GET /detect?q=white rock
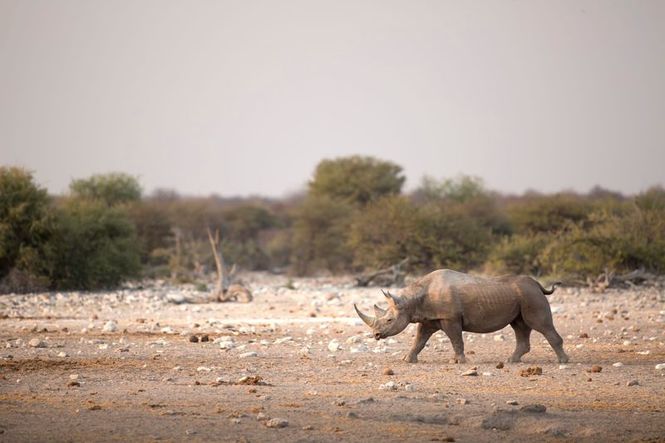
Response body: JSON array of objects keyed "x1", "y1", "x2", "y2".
[
  {"x1": 612, "y1": 362, "x2": 624, "y2": 367},
  {"x1": 623, "y1": 340, "x2": 632, "y2": 346},
  {"x1": 327, "y1": 340, "x2": 341, "y2": 352},
  {"x1": 265, "y1": 418, "x2": 288, "y2": 428},
  {"x1": 69, "y1": 374, "x2": 79, "y2": 380},
  {"x1": 196, "y1": 366, "x2": 212, "y2": 372},
  {"x1": 239, "y1": 351, "x2": 258, "y2": 358},
  {"x1": 98, "y1": 343, "x2": 109, "y2": 350},
  {"x1": 57, "y1": 351, "x2": 68, "y2": 358},
  {"x1": 379, "y1": 381, "x2": 398, "y2": 391},
  {"x1": 274, "y1": 336, "x2": 293, "y2": 344},
  {"x1": 28, "y1": 338, "x2": 46, "y2": 348},
  {"x1": 102, "y1": 321, "x2": 118, "y2": 333},
  {"x1": 637, "y1": 350, "x2": 651, "y2": 355},
  {"x1": 404, "y1": 384, "x2": 416, "y2": 392},
  {"x1": 655, "y1": 363, "x2": 665, "y2": 370},
  {"x1": 493, "y1": 335, "x2": 505, "y2": 342},
  {"x1": 350, "y1": 344, "x2": 368, "y2": 353},
  {"x1": 346, "y1": 335, "x2": 362, "y2": 344},
  {"x1": 558, "y1": 364, "x2": 570, "y2": 370}
]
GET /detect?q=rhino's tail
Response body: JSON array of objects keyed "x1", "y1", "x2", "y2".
[{"x1": 538, "y1": 281, "x2": 562, "y2": 295}]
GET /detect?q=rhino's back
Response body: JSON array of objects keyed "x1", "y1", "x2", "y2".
[{"x1": 417, "y1": 270, "x2": 527, "y2": 330}]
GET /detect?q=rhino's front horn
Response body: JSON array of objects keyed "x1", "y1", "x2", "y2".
[{"x1": 354, "y1": 304, "x2": 376, "y2": 327}]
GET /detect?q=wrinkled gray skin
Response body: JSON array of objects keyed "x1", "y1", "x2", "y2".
[{"x1": 354, "y1": 269, "x2": 569, "y2": 364}]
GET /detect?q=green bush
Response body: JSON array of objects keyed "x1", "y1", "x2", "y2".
[
  {"x1": 70, "y1": 173, "x2": 142, "y2": 206},
  {"x1": 348, "y1": 196, "x2": 419, "y2": 270},
  {"x1": 0, "y1": 167, "x2": 53, "y2": 292},
  {"x1": 485, "y1": 233, "x2": 551, "y2": 275},
  {"x1": 290, "y1": 195, "x2": 353, "y2": 275},
  {"x1": 46, "y1": 199, "x2": 141, "y2": 290},
  {"x1": 506, "y1": 193, "x2": 594, "y2": 234},
  {"x1": 309, "y1": 156, "x2": 405, "y2": 206}
]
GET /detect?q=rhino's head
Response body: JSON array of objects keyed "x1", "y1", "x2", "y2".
[{"x1": 354, "y1": 290, "x2": 411, "y2": 340}]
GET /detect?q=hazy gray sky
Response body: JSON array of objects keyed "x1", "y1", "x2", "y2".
[{"x1": 1, "y1": 1, "x2": 664, "y2": 197}]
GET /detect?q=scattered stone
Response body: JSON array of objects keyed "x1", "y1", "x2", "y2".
[
  {"x1": 520, "y1": 404, "x2": 547, "y2": 413},
  {"x1": 655, "y1": 363, "x2": 665, "y2": 370},
  {"x1": 404, "y1": 384, "x2": 416, "y2": 392},
  {"x1": 69, "y1": 374, "x2": 79, "y2": 380},
  {"x1": 496, "y1": 362, "x2": 504, "y2": 369},
  {"x1": 88, "y1": 405, "x2": 102, "y2": 411},
  {"x1": 379, "y1": 381, "x2": 398, "y2": 391},
  {"x1": 579, "y1": 333, "x2": 589, "y2": 338},
  {"x1": 457, "y1": 398, "x2": 468, "y2": 405},
  {"x1": 612, "y1": 362, "x2": 624, "y2": 368},
  {"x1": 57, "y1": 351, "x2": 68, "y2": 358},
  {"x1": 383, "y1": 368, "x2": 394, "y2": 376},
  {"x1": 627, "y1": 380, "x2": 639, "y2": 386},
  {"x1": 493, "y1": 334, "x2": 505, "y2": 342},
  {"x1": 587, "y1": 365, "x2": 602, "y2": 373},
  {"x1": 327, "y1": 339, "x2": 341, "y2": 352},
  {"x1": 239, "y1": 351, "x2": 258, "y2": 358},
  {"x1": 237, "y1": 376, "x2": 266, "y2": 385},
  {"x1": 189, "y1": 335, "x2": 199, "y2": 343},
  {"x1": 102, "y1": 321, "x2": 118, "y2": 333},
  {"x1": 558, "y1": 364, "x2": 569, "y2": 370},
  {"x1": 68, "y1": 381, "x2": 80, "y2": 387},
  {"x1": 519, "y1": 367, "x2": 542, "y2": 377},
  {"x1": 196, "y1": 366, "x2": 212, "y2": 373},
  {"x1": 200, "y1": 334, "x2": 209, "y2": 342},
  {"x1": 302, "y1": 425, "x2": 314, "y2": 431},
  {"x1": 506, "y1": 400, "x2": 518, "y2": 405},
  {"x1": 461, "y1": 369, "x2": 478, "y2": 377},
  {"x1": 346, "y1": 411, "x2": 358, "y2": 418},
  {"x1": 28, "y1": 338, "x2": 46, "y2": 348},
  {"x1": 265, "y1": 418, "x2": 288, "y2": 428}
]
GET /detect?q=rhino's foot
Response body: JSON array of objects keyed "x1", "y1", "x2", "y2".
[
  {"x1": 558, "y1": 354, "x2": 570, "y2": 364},
  {"x1": 452, "y1": 355, "x2": 466, "y2": 364},
  {"x1": 507, "y1": 355, "x2": 522, "y2": 363},
  {"x1": 403, "y1": 354, "x2": 418, "y2": 363}
]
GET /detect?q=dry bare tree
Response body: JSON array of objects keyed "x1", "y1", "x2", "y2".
[{"x1": 206, "y1": 227, "x2": 252, "y2": 303}]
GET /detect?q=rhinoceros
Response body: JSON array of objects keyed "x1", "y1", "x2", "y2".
[{"x1": 354, "y1": 269, "x2": 569, "y2": 364}]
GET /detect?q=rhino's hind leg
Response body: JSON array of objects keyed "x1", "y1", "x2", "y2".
[
  {"x1": 508, "y1": 317, "x2": 532, "y2": 363},
  {"x1": 403, "y1": 321, "x2": 438, "y2": 363},
  {"x1": 522, "y1": 306, "x2": 569, "y2": 363},
  {"x1": 439, "y1": 320, "x2": 466, "y2": 364}
]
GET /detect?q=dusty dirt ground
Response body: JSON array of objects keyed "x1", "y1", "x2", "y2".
[{"x1": 1, "y1": 273, "x2": 664, "y2": 443}]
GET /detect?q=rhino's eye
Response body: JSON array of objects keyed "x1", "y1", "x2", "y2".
[{"x1": 387, "y1": 318, "x2": 393, "y2": 323}]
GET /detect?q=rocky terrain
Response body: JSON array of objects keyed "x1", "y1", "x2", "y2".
[{"x1": 1, "y1": 273, "x2": 664, "y2": 442}]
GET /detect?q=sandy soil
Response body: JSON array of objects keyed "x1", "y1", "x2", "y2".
[{"x1": 1, "y1": 273, "x2": 664, "y2": 442}]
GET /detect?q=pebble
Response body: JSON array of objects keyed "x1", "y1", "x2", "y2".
[
  {"x1": 327, "y1": 340, "x2": 341, "y2": 352},
  {"x1": 655, "y1": 363, "x2": 665, "y2": 370},
  {"x1": 57, "y1": 351, "x2": 68, "y2": 358},
  {"x1": 188, "y1": 335, "x2": 199, "y2": 343},
  {"x1": 102, "y1": 321, "x2": 118, "y2": 333},
  {"x1": 587, "y1": 365, "x2": 603, "y2": 373},
  {"x1": 612, "y1": 362, "x2": 624, "y2": 368},
  {"x1": 506, "y1": 400, "x2": 519, "y2": 405},
  {"x1": 461, "y1": 369, "x2": 478, "y2": 376},
  {"x1": 404, "y1": 384, "x2": 416, "y2": 392},
  {"x1": 265, "y1": 418, "x2": 289, "y2": 428},
  {"x1": 457, "y1": 398, "x2": 469, "y2": 405},
  {"x1": 379, "y1": 381, "x2": 398, "y2": 391},
  {"x1": 28, "y1": 338, "x2": 47, "y2": 348},
  {"x1": 383, "y1": 368, "x2": 394, "y2": 376},
  {"x1": 493, "y1": 334, "x2": 505, "y2": 342},
  {"x1": 496, "y1": 362, "x2": 504, "y2": 369},
  {"x1": 239, "y1": 351, "x2": 258, "y2": 358},
  {"x1": 627, "y1": 380, "x2": 639, "y2": 386}
]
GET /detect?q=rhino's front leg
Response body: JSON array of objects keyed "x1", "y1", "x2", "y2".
[
  {"x1": 440, "y1": 319, "x2": 466, "y2": 363},
  {"x1": 403, "y1": 321, "x2": 438, "y2": 363}
]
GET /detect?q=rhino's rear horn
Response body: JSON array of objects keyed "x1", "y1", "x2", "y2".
[
  {"x1": 354, "y1": 304, "x2": 376, "y2": 327},
  {"x1": 373, "y1": 304, "x2": 387, "y2": 317}
]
